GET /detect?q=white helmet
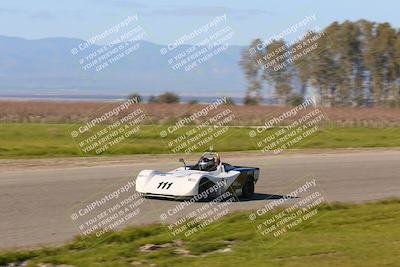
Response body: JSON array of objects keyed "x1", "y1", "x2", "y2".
[{"x1": 198, "y1": 152, "x2": 220, "y2": 171}]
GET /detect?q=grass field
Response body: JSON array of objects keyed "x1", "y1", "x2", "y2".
[
  {"x1": 0, "y1": 123, "x2": 400, "y2": 158},
  {"x1": 1, "y1": 200, "x2": 399, "y2": 267}
]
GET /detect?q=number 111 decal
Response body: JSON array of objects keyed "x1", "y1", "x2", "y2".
[{"x1": 157, "y1": 182, "x2": 173, "y2": 189}]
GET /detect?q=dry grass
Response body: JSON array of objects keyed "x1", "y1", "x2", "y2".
[{"x1": 1, "y1": 100, "x2": 400, "y2": 126}]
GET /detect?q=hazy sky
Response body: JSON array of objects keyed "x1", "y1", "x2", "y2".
[{"x1": 0, "y1": 0, "x2": 398, "y2": 45}]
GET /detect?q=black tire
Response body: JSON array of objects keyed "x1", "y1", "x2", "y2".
[
  {"x1": 242, "y1": 176, "x2": 255, "y2": 198},
  {"x1": 198, "y1": 178, "x2": 216, "y2": 200}
]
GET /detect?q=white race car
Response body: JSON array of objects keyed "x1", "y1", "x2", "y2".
[{"x1": 136, "y1": 152, "x2": 260, "y2": 200}]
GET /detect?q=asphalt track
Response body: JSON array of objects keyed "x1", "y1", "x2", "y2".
[{"x1": 1, "y1": 149, "x2": 399, "y2": 249}]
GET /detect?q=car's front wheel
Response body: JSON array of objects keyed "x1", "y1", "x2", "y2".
[
  {"x1": 242, "y1": 176, "x2": 255, "y2": 198},
  {"x1": 198, "y1": 178, "x2": 217, "y2": 200}
]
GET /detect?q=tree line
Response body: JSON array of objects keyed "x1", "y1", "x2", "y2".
[
  {"x1": 240, "y1": 20, "x2": 400, "y2": 107},
  {"x1": 128, "y1": 92, "x2": 236, "y2": 105}
]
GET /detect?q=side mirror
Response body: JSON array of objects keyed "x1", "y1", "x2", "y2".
[{"x1": 179, "y1": 158, "x2": 186, "y2": 169}]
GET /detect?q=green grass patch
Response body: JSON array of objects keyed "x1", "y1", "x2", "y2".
[
  {"x1": 0, "y1": 123, "x2": 400, "y2": 158},
  {"x1": 1, "y1": 200, "x2": 399, "y2": 266}
]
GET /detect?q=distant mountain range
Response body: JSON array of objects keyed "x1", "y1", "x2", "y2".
[{"x1": 0, "y1": 35, "x2": 247, "y2": 98}]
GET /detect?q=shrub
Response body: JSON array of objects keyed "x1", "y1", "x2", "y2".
[
  {"x1": 243, "y1": 95, "x2": 259, "y2": 105},
  {"x1": 158, "y1": 92, "x2": 180, "y2": 104},
  {"x1": 127, "y1": 93, "x2": 142, "y2": 103}
]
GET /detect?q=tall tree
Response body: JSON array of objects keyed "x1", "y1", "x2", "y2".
[
  {"x1": 240, "y1": 20, "x2": 400, "y2": 107},
  {"x1": 263, "y1": 39, "x2": 293, "y2": 104},
  {"x1": 395, "y1": 32, "x2": 400, "y2": 104},
  {"x1": 240, "y1": 39, "x2": 264, "y2": 103}
]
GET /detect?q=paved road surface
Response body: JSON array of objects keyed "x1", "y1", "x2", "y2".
[{"x1": 1, "y1": 150, "x2": 399, "y2": 249}]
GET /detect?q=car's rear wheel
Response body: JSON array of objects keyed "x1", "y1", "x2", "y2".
[{"x1": 242, "y1": 176, "x2": 255, "y2": 198}]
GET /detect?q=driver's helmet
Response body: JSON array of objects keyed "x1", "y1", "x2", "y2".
[{"x1": 198, "y1": 152, "x2": 220, "y2": 171}]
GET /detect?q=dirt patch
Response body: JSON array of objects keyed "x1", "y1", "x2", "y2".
[{"x1": 1, "y1": 101, "x2": 400, "y2": 126}]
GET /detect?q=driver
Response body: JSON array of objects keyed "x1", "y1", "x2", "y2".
[{"x1": 198, "y1": 154, "x2": 220, "y2": 171}]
